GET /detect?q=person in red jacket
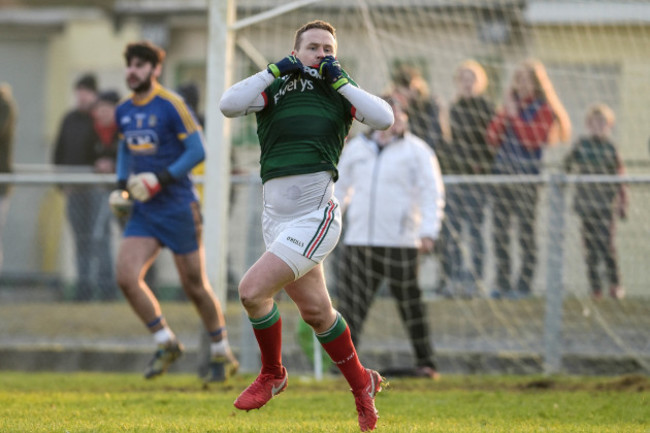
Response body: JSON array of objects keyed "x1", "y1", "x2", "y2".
[{"x1": 487, "y1": 59, "x2": 571, "y2": 298}]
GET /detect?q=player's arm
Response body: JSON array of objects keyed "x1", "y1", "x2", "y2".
[
  {"x1": 109, "y1": 137, "x2": 133, "y2": 218},
  {"x1": 220, "y1": 56, "x2": 303, "y2": 117},
  {"x1": 318, "y1": 56, "x2": 394, "y2": 130},
  {"x1": 127, "y1": 131, "x2": 205, "y2": 202}
]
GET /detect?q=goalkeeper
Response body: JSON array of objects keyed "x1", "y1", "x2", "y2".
[
  {"x1": 109, "y1": 40, "x2": 238, "y2": 383},
  {"x1": 220, "y1": 20, "x2": 393, "y2": 432},
  {"x1": 334, "y1": 96, "x2": 445, "y2": 380}
]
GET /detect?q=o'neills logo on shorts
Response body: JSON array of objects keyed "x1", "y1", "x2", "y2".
[{"x1": 287, "y1": 236, "x2": 305, "y2": 247}]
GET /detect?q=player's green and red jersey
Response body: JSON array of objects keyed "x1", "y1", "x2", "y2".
[{"x1": 256, "y1": 66, "x2": 356, "y2": 183}]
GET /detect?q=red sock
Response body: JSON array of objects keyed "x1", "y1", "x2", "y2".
[
  {"x1": 250, "y1": 303, "x2": 283, "y2": 377},
  {"x1": 318, "y1": 316, "x2": 367, "y2": 391}
]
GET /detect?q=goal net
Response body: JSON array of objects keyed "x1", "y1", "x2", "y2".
[{"x1": 223, "y1": 0, "x2": 650, "y2": 375}]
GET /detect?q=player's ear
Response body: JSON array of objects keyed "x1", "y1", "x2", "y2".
[{"x1": 153, "y1": 63, "x2": 163, "y2": 78}]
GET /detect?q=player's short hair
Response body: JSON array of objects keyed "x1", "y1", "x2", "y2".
[
  {"x1": 586, "y1": 103, "x2": 616, "y2": 127},
  {"x1": 294, "y1": 20, "x2": 336, "y2": 51},
  {"x1": 124, "y1": 41, "x2": 166, "y2": 67}
]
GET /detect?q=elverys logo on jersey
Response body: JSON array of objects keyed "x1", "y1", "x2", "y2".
[
  {"x1": 124, "y1": 129, "x2": 159, "y2": 154},
  {"x1": 274, "y1": 76, "x2": 315, "y2": 104}
]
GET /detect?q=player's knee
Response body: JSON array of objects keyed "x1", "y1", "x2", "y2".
[
  {"x1": 180, "y1": 273, "x2": 204, "y2": 298},
  {"x1": 300, "y1": 306, "x2": 330, "y2": 331},
  {"x1": 238, "y1": 281, "x2": 264, "y2": 310},
  {"x1": 115, "y1": 267, "x2": 138, "y2": 293}
]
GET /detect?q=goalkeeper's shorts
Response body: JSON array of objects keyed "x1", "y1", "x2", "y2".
[
  {"x1": 263, "y1": 198, "x2": 341, "y2": 279},
  {"x1": 124, "y1": 200, "x2": 202, "y2": 255}
]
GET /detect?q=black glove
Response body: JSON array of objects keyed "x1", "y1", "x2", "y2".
[
  {"x1": 267, "y1": 55, "x2": 303, "y2": 78},
  {"x1": 318, "y1": 56, "x2": 349, "y2": 91}
]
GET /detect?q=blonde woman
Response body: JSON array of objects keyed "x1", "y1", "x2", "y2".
[
  {"x1": 487, "y1": 59, "x2": 571, "y2": 298},
  {"x1": 436, "y1": 60, "x2": 494, "y2": 297}
]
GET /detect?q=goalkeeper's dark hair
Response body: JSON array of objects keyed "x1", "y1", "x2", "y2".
[
  {"x1": 124, "y1": 41, "x2": 166, "y2": 67},
  {"x1": 294, "y1": 20, "x2": 336, "y2": 50}
]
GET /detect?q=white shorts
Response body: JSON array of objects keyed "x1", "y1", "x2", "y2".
[{"x1": 262, "y1": 172, "x2": 342, "y2": 279}]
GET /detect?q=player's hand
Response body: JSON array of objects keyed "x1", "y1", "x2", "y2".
[
  {"x1": 318, "y1": 55, "x2": 349, "y2": 91},
  {"x1": 127, "y1": 172, "x2": 161, "y2": 202},
  {"x1": 108, "y1": 189, "x2": 133, "y2": 219},
  {"x1": 267, "y1": 55, "x2": 303, "y2": 78}
]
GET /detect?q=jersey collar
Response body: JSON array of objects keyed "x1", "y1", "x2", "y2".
[{"x1": 131, "y1": 82, "x2": 161, "y2": 106}]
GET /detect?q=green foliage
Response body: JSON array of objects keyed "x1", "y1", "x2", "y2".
[{"x1": 0, "y1": 372, "x2": 647, "y2": 432}]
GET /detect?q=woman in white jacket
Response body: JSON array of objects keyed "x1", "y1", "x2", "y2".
[{"x1": 334, "y1": 96, "x2": 445, "y2": 378}]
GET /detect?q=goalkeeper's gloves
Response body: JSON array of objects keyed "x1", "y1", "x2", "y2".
[
  {"x1": 318, "y1": 56, "x2": 349, "y2": 91},
  {"x1": 108, "y1": 188, "x2": 133, "y2": 219},
  {"x1": 267, "y1": 55, "x2": 303, "y2": 78},
  {"x1": 127, "y1": 170, "x2": 173, "y2": 202}
]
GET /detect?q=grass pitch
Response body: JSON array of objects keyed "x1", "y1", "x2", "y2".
[{"x1": 0, "y1": 372, "x2": 648, "y2": 432}]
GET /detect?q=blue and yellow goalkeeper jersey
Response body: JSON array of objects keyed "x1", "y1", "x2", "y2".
[{"x1": 115, "y1": 83, "x2": 203, "y2": 208}]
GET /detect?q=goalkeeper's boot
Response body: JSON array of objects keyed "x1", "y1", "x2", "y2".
[
  {"x1": 233, "y1": 366, "x2": 288, "y2": 411},
  {"x1": 352, "y1": 369, "x2": 385, "y2": 432},
  {"x1": 144, "y1": 340, "x2": 184, "y2": 379},
  {"x1": 204, "y1": 349, "x2": 240, "y2": 383}
]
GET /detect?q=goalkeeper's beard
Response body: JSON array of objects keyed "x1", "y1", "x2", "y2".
[{"x1": 129, "y1": 73, "x2": 154, "y2": 94}]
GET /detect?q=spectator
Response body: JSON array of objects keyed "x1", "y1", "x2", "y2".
[
  {"x1": 335, "y1": 96, "x2": 444, "y2": 379},
  {"x1": 391, "y1": 64, "x2": 450, "y2": 153},
  {"x1": 487, "y1": 59, "x2": 571, "y2": 298},
  {"x1": 564, "y1": 103, "x2": 627, "y2": 300},
  {"x1": 0, "y1": 83, "x2": 17, "y2": 272},
  {"x1": 93, "y1": 90, "x2": 120, "y2": 174},
  {"x1": 53, "y1": 73, "x2": 116, "y2": 301},
  {"x1": 435, "y1": 60, "x2": 494, "y2": 297},
  {"x1": 90, "y1": 89, "x2": 121, "y2": 300}
]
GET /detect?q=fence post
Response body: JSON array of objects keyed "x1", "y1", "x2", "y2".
[{"x1": 543, "y1": 174, "x2": 566, "y2": 374}]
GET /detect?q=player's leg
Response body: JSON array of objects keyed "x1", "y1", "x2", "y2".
[
  {"x1": 286, "y1": 266, "x2": 384, "y2": 432},
  {"x1": 233, "y1": 251, "x2": 295, "y2": 410},
  {"x1": 174, "y1": 246, "x2": 238, "y2": 381},
  {"x1": 116, "y1": 236, "x2": 161, "y2": 326},
  {"x1": 116, "y1": 236, "x2": 181, "y2": 378},
  {"x1": 386, "y1": 247, "x2": 438, "y2": 379}
]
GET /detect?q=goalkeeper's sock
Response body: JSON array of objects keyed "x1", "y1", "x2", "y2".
[
  {"x1": 152, "y1": 326, "x2": 176, "y2": 346},
  {"x1": 317, "y1": 312, "x2": 367, "y2": 391},
  {"x1": 250, "y1": 302, "x2": 283, "y2": 377},
  {"x1": 210, "y1": 339, "x2": 230, "y2": 357}
]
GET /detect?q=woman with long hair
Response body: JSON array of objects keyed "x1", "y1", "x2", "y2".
[{"x1": 487, "y1": 59, "x2": 571, "y2": 298}]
